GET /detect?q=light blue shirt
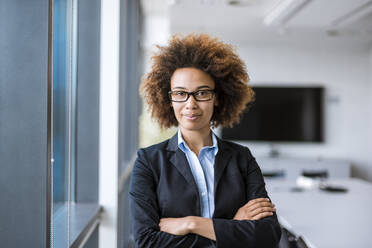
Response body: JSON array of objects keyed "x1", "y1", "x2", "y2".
[{"x1": 178, "y1": 129, "x2": 218, "y2": 218}]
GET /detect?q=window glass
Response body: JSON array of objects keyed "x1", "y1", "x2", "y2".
[
  {"x1": 53, "y1": 0, "x2": 69, "y2": 209},
  {"x1": 51, "y1": 0, "x2": 77, "y2": 246}
]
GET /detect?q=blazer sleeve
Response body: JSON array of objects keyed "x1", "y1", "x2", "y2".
[
  {"x1": 129, "y1": 148, "x2": 198, "y2": 248},
  {"x1": 212, "y1": 147, "x2": 282, "y2": 248}
]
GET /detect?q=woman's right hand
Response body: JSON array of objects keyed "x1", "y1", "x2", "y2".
[{"x1": 233, "y1": 198, "x2": 276, "y2": 221}]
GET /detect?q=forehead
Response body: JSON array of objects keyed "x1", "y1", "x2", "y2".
[{"x1": 170, "y1": 67, "x2": 215, "y2": 89}]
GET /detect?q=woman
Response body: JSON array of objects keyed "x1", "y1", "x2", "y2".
[{"x1": 130, "y1": 34, "x2": 281, "y2": 248}]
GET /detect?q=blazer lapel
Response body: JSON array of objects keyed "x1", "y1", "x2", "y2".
[
  {"x1": 167, "y1": 133, "x2": 199, "y2": 196},
  {"x1": 166, "y1": 133, "x2": 235, "y2": 203},
  {"x1": 214, "y1": 138, "x2": 234, "y2": 192}
]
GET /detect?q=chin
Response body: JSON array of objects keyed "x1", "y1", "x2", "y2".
[{"x1": 180, "y1": 122, "x2": 210, "y2": 132}]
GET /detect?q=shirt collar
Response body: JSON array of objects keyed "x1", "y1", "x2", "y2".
[{"x1": 177, "y1": 129, "x2": 218, "y2": 155}]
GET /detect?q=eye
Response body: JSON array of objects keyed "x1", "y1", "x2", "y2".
[
  {"x1": 196, "y1": 90, "x2": 209, "y2": 96},
  {"x1": 175, "y1": 91, "x2": 186, "y2": 96}
]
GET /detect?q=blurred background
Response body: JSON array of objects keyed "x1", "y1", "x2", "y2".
[{"x1": 1, "y1": 0, "x2": 372, "y2": 247}]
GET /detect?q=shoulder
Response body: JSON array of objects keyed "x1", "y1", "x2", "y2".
[
  {"x1": 140, "y1": 138, "x2": 170, "y2": 152},
  {"x1": 133, "y1": 138, "x2": 172, "y2": 180},
  {"x1": 136, "y1": 138, "x2": 172, "y2": 162}
]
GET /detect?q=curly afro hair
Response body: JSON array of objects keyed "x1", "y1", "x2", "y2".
[{"x1": 140, "y1": 33, "x2": 255, "y2": 129}]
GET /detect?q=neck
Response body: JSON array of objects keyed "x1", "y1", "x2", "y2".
[{"x1": 180, "y1": 127, "x2": 213, "y2": 156}]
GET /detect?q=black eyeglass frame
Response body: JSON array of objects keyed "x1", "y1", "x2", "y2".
[{"x1": 168, "y1": 89, "x2": 216, "y2": 102}]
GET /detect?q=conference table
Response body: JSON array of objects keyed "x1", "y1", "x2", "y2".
[{"x1": 265, "y1": 178, "x2": 372, "y2": 248}]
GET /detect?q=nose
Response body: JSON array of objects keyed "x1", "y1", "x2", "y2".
[{"x1": 185, "y1": 94, "x2": 198, "y2": 109}]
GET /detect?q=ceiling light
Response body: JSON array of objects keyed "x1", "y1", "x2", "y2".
[
  {"x1": 226, "y1": 0, "x2": 256, "y2": 6},
  {"x1": 167, "y1": 0, "x2": 179, "y2": 5},
  {"x1": 264, "y1": 0, "x2": 311, "y2": 26},
  {"x1": 331, "y1": 0, "x2": 372, "y2": 27}
]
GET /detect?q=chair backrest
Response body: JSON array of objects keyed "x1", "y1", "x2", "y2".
[
  {"x1": 301, "y1": 169, "x2": 328, "y2": 179},
  {"x1": 263, "y1": 170, "x2": 286, "y2": 179},
  {"x1": 279, "y1": 227, "x2": 309, "y2": 248},
  {"x1": 296, "y1": 236, "x2": 309, "y2": 248},
  {"x1": 279, "y1": 227, "x2": 298, "y2": 248}
]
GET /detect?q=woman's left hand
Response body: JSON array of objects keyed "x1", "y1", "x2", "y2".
[{"x1": 159, "y1": 217, "x2": 191, "y2": 236}]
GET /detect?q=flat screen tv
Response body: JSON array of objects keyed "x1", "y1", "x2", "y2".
[{"x1": 221, "y1": 86, "x2": 324, "y2": 142}]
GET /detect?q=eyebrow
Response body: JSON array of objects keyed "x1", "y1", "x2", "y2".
[{"x1": 172, "y1": 85, "x2": 213, "y2": 90}]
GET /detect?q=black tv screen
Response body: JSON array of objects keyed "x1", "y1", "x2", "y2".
[{"x1": 221, "y1": 86, "x2": 324, "y2": 142}]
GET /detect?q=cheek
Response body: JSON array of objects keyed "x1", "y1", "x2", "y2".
[
  {"x1": 201, "y1": 104, "x2": 215, "y2": 119},
  {"x1": 208, "y1": 104, "x2": 215, "y2": 115},
  {"x1": 172, "y1": 105, "x2": 182, "y2": 118}
]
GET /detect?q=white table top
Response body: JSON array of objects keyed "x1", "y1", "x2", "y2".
[{"x1": 266, "y1": 178, "x2": 372, "y2": 248}]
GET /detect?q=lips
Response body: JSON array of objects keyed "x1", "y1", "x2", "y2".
[{"x1": 183, "y1": 113, "x2": 201, "y2": 121}]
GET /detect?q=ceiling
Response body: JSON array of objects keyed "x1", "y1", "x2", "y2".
[{"x1": 141, "y1": 0, "x2": 372, "y2": 48}]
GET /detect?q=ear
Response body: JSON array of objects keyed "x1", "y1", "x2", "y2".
[{"x1": 214, "y1": 95, "x2": 218, "y2": 106}]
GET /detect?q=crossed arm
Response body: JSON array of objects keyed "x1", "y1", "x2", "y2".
[
  {"x1": 159, "y1": 198, "x2": 276, "y2": 240},
  {"x1": 129, "y1": 149, "x2": 281, "y2": 247}
]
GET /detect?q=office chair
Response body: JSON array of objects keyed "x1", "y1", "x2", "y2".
[
  {"x1": 262, "y1": 170, "x2": 286, "y2": 179},
  {"x1": 279, "y1": 226, "x2": 309, "y2": 248},
  {"x1": 301, "y1": 170, "x2": 328, "y2": 179}
]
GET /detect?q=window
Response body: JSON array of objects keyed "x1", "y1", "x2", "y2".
[
  {"x1": 50, "y1": 0, "x2": 101, "y2": 247},
  {"x1": 52, "y1": 0, "x2": 78, "y2": 245}
]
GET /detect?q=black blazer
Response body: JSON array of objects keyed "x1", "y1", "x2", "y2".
[{"x1": 129, "y1": 133, "x2": 281, "y2": 248}]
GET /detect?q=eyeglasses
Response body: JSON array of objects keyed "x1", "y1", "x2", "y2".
[{"x1": 168, "y1": 89, "x2": 215, "y2": 102}]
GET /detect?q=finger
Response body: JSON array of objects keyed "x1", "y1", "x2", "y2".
[
  {"x1": 158, "y1": 218, "x2": 169, "y2": 227},
  {"x1": 159, "y1": 220, "x2": 170, "y2": 231},
  {"x1": 159, "y1": 218, "x2": 165, "y2": 224},
  {"x1": 250, "y1": 201, "x2": 274, "y2": 211},
  {"x1": 247, "y1": 201, "x2": 275, "y2": 212},
  {"x1": 251, "y1": 206, "x2": 276, "y2": 216},
  {"x1": 244, "y1": 198, "x2": 270, "y2": 208},
  {"x1": 251, "y1": 211, "x2": 274, "y2": 220}
]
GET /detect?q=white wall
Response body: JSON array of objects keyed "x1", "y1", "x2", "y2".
[
  {"x1": 99, "y1": 0, "x2": 120, "y2": 247},
  {"x1": 139, "y1": 14, "x2": 177, "y2": 148},
  {"x1": 367, "y1": 47, "x2": 372, "y2": 181},
  {"x1": 236, "y1": 43, "x2": 372, "y2": 181}
]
